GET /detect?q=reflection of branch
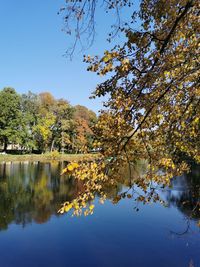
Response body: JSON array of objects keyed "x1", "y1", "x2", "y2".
[
  {"x1": 169, "y1": 217, "x2": 191, "y2": 236},
  {"x1": 169, "y1": 201, "x2": 199, "y2": 236}
]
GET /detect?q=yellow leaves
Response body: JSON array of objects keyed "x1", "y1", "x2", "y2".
[
  {"x1": 85, "y1": 50, "x2": 120, "y2": 76},
  {"x1": 112, "y1": 195, "x2": 121, "y2": 204},
  {"x1": 60, "y1": 162, "x2": 79, "y2": 175},
  {"x1": 59, "y1": 199, "x2": 95, "y2": 216},
  {"x1": 89, "y1": 204, "x2": 95, "y2": 211},
  {"x1": 64, "y1": 203, "x2": 73, "y2": 212},
  {"x1": 159, "y1": 158, "x2": 175, "y2": 170},
  {"x1": 194, "y1": 117, "x2": 199, "y2": 124},
  {"x1": 59, "y1": 208, "x2": 64, "y2": 214},
  {"x1": 119, "y1": 58, "x2": 131, "y2": 73},
  {"x1": 102, "y1": 52, "x2": 113, "y2": 63},
  {"x1": 57, "y1": 0, "x2": 200, "y2": 221},
  {"x1": 99, "y1": 63, "x2": 114, "y2": 76},
  {"x1": 59, "y1": 159, "x2": 110, "y2": 216},
  {"x1": 91, "y1": 162, "x2": 97, "y2": 169},
  {"x1": 60, "y1": 200, "x2": 79, "y2": 213},
  {"x1": 137, "y1": 195, "x2": 145, "y2": 202},
  {"x1": 68, "y1": 162, "x2": 79, "y2": 171},
  {"x1": 164, "y1": 71, "x2": 171, "y2": 78},
  {"x1": 157, "y1": 114, "x2": 163, "y2": 120},
  {"x1": 60, "y1": 168, "x2": 68, "y2": 175},
  {"x1": 179, "y1": 32, "x2": 186, "y2": 40},
  {"x1": 102, "y1": 51, "x2": 119, "y2": 63}
]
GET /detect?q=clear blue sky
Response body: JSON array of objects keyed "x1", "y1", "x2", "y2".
[{"x1": 0, "y1": 0, "x2": 139, "y2": 112}]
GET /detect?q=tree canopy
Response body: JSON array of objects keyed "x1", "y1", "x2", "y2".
[
  {"x1": 0, "y1": 88, "x2": 24, "y2": 151},
  {"x1": 0, "y1": 88, "x2": 97, "y2": 154},
  {"x1": 59, "y1": 0, "x2": 200, "y2": 216}
]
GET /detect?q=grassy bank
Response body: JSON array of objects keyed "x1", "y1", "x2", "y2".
[{"x1": 0, "y1": 152, "x2": 99, "y2": 162}]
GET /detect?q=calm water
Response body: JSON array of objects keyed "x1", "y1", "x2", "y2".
[{"x1": 0, "y1": 161, "x2": 199, "y2": 267}]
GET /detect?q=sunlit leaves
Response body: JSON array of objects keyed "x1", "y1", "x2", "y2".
[
  {"x1": 59, "y1": 0, "x2": 200, "y2": 217},
  {"x1": 61, "y1": 162, "x2": 80, "y2": 175}
]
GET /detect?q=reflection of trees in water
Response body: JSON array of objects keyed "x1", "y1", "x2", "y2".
[
  {"x1": 102, "y1": 162, "x2": 200, "y2": 226},
  {"x1": 0, "y1": 162, "x2": 84, "y2": 230},
  {"x1": 0, "y1": 160, "x2": 148, "y2": 229},
  {"x1": 0, "y1": 161, "x2": 199, "y2": 230},
  {"x1": 101, "y1": 160, "x2": 148, "y2": 200},
  {"x1": 164, "y1": 164, "x2": 200, "y2": 221}
]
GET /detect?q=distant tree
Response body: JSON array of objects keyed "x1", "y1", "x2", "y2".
[
  {"x1": 21, "y1": 91, "x2": 39, "y2": 126},
  {"x1": 38, "y1": 92, "x2": 55, "y2": 114},
  {"x1": 33, "y1": 92, "x2": 56, "y2": 153},
  {"x1": 0, "y1": 88, "x2": 97, "y2": 153},
  {"x1": 33, "y1": 112, "x2": 56, "y2": 153},
  {"x1": 21, "y1": 91, "x2": 40, "y2": 151},
  {"x1": 73, "y1": 105, "x2": 97, "y2": 152},
  {"x1": 0, "y1": 88, "x2": 23, "y2": 152},
  {"x1": 51, "y1": 99, "x2": 75, "y2": 152}
]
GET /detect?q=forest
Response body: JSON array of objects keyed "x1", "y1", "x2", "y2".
[{"x1": 0, "y1": 87, "x2": 97, "y2": 154}]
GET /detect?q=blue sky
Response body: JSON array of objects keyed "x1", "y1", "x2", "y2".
[{"x1": 0, "y1": 0, "x2": 139, "y2": 112}]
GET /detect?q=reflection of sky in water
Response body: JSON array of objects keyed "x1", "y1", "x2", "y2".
[{"x1": 0, "y1": 162, "x2": 199, "y2": 267}]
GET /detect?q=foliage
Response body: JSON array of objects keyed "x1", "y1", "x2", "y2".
[
  {"x1": 21, "y1": 91, "x2": 40, "y2": 150},
  {"x1": 0, "y1": 89, "x2": 97, "y2": 153},
  {"x1": 73, "y1": 105, "x2": 97, "y2": 152},
  {"x1": 51, "y1": 99, "x2": 75, "y2": 152},
  {"x1": 59, "y1": 0, "x2": 200, "y2": 216},
  {"x1": 33, "y1": 111, "x2": 56, "y2": 152},
  {"x1": 0, "y1": 88, "x2": 25, "y2": 151}
]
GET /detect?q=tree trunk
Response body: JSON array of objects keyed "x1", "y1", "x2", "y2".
[
  {"x1": 51, "y1": 138, "x2": 55, "y2": 152},
  {"x1": 3, "y1": 138, "x2": 8, "y2": 152}
]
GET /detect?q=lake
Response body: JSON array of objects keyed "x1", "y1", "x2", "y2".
[{"x1": 0, "y1": 161, "x2": 199, "y2": 267}]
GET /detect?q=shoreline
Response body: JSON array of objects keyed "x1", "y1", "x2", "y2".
[{"x1": 0, "y1": 153, "x2": 99, "y2": 163}]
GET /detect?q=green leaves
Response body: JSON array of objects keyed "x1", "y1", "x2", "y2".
[
  {"x1": 0, "y1": 89, "x2": 96, "y2": 153},
  {"x1": 0, "y1": 88, "x2": 24, "y2": 150}
]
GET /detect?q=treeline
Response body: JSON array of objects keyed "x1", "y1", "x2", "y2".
[{"x1": 0, "y1": 87, "x2": 97, "y2": 153}]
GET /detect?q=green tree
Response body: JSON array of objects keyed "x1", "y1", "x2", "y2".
[
  {"x1": 21, "y1": 91, "x2": 40, "y2": 151},
  {"x1": 51, "y1": 99, "x2": 75, "y2": 152},
  {"x1": 0, "y1": 88, "x2": 23, "y2": 152}
]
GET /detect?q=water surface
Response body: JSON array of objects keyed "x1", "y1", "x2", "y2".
[{"x1": 0, "y1": 161, "x2": 199, "y2": 267}]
